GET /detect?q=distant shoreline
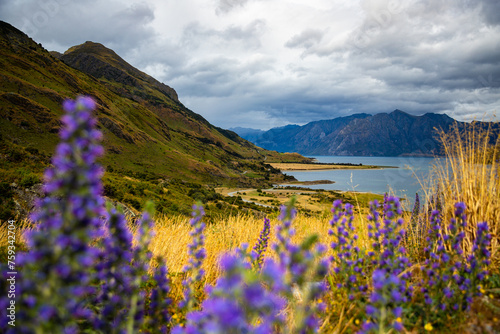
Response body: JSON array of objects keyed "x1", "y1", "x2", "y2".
[
  {"x1": 269, "y1": 162, "x2": 397, "y2": 171},
  {"x1": 280, "y1": 180, "x2": 335, "y2": 185}
]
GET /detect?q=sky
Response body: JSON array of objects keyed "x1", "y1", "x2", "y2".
[{"x1": 1, "y1": 0, "x2": 500, "y2": 130}]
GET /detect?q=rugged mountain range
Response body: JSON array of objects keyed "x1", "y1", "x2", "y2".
[
  {"x1": 233, "y1": 111, "x2": 461, "y2": 156},
  {"x1": 0, "y1": 20, "x2": 305, "y2": 218}
]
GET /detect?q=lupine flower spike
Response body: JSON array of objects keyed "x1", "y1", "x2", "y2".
[
  {"x1": 180, "y1": 203, "x2": 206, "y2": 313},
  {"x1": 274, "y1": 197, "x2": 329, "y2": 333},
  {"x1": 251, "y1": 217, "x2": 271, "y2": 270},
  {"x1": 329, "y1": 199, "x2": 366, "y2": 300},
  {"x1": 6, "y1": 96, "x2": 104, "y2": 333}
]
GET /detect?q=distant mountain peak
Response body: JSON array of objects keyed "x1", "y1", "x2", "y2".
[
  {"x1": 63, "y1": 41, "x2": 129, "y2": 68},
  {"x1": 388, "y1": 109, "x2": 416, "y2": 118},
  {"x1": 65, "y1": 40, "x2": 102, "y2": 50},
  {"x1": 391, "y1": 109, "x2": 407, "y2": 114},
  {"x1": 276, "y1": 124, "x2": 301, "y2": 130},
  {"x1": 423, "y1": 112, "x2": 453, "y2": 120}
]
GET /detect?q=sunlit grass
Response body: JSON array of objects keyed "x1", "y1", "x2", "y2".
[
  {"x1": 0, "y1": 219, "x2": 30, "y2": 263},
  {"x1": 427, "y1": 122, "x2": 500, "y2": 270},
  {"x1": 148, "y1": 212, "x2": 372, "y2": 284}
]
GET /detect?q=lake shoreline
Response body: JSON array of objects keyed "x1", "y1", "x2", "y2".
[
  {"x1": 281, "y1": 155, "x2": 437, "y2": 204},
  {"x1": 269, "y1": 162, "x2": 398, "y2": 171},
  {"x1": 280, "y1": 180, "x2": 335, "y2": 185}
]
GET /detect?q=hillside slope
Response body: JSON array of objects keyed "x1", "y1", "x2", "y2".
[{"x1": 0, "y1": 20, "x2": 306, "y2": 218}]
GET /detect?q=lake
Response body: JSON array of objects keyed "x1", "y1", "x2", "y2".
[{"x1": 281, "y1": 156, "x2": 440, "y2": 205}]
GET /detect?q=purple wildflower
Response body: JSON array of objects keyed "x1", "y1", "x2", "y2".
[
  {"x1": 4, "y1": 96, "x2": 105, "y2": 332},
  {"x1": 363, "y1": 196, "x2": 411, "y2": 333},
  {"x1": 173, "y1": 252, "x2": 286, "y2": 334},
  {"x1": 418, "y1": 202, "x2": 492, "y2": 327},
  {"x1": 145, "y1": 259, "x2": 171, "y2": 333},
  {"x1": 251, "y1": 217, "x2": 271, "y2": 270},
  {"x1": 92, "y1": 206, "x2": 155, "y2": 332},
  {"x1": 272, "y1": 198, "x2": 329, "y2": 333},
  {"x1": 328, "y1": 200, "x2": 367, "y2": 299},
  {"x1": 180, "y1": 204, "x2": 206, "y2": 312}
]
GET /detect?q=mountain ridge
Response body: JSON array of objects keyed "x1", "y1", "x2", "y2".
[
  {"x1": 61, "y1": 41, "x2": 179, "y2": 103},
  {"x1": 233, "y1": 110, "x2": 459, "y2": 156}
]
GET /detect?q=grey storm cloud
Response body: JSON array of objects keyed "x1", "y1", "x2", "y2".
[
  {"x1": 216, "y1": 0, "x2": 252, "y2": 14},
  {"x1": 0, "y1": 0, "x2": 156, "y2": 54},
  {"x1": 1, "y1": 0, "x2": 499, "y2": 129},
  {"x1": 480, "y1": 0, "x2": 500, "y2": 25},
  {"x1": 182, "y1": 19, "x2": 266, "y2": 50},
  {"x1": 285, "y1": 29, "x2": 325, "y2": 49}
]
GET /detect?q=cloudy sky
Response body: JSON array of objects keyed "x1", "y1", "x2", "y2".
[{"x1": 1, "y1": 0, "x2": 500, "y2": 129}]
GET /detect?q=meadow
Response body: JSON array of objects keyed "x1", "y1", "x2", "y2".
[{"x1": 0, "y1": 97, "x2": 499, "y2": 333}]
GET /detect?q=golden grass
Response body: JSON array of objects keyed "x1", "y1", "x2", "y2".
[
  {"x1": 427, "y1": 121, "x2": 500, "y2": 270},
  {"x1": 0, "y1": 219, "x2": 30, "y2": 247},
  {"x1": 148, "y1": 211, "x2": 371, "y2": 286}
]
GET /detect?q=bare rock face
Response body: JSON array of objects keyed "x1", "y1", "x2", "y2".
[
  {"x1": 103, "y1": 196, "x2": 139, "y2": 220},
  {"x1": 10, "y1": 183, "x2": 44, "y2": 220}
]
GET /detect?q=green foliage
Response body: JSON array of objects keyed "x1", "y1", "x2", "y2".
[{"x1": 17, "y1": 169, "x2": 41, "y2": 188}]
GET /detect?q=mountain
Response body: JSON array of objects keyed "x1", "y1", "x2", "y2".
[
  {"x1": 233, "y1": 110, "x2": 458, "y2": 156},
  {"x1": 228, "y1": 127, "x2": 265, "y2": 143},
  {"x1": 60, "y1": 41, "x2": 180, "y2": 103},
  {"x1": 0, "y1": 20, "x2": 307, "y2": 218}
]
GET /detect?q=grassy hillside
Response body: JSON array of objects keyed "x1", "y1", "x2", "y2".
[{"x1": 0, "y1": 20, "x2": 309, "y2": 218}]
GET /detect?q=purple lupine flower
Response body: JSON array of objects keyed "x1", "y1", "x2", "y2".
[
  {"x1": 92, "y1": 207, "x2": 143, "y2": 332},
  {"x1": 180, "y1": 204, "x2": 206, "y2": 312},
  {"x1": 463, "y1": 221, "x2": 491, "y2": 301},
  {"x1": 133, "y1": 209, "x2": 156, "y2": 271},
  {"x1": 363, "y1": 270, "x2": 406, "y2": 333},
  {"x1": 272, "y1": 198, "x2": 329, "y2": 333},
  {"x1": 393, "y1": 319, "x2": 404, "y2": 331},
  {"x1": 363, "y1": 196, "x2": 411, "y2": 333},
  {"x1": 417, "y1": 202, "x2": 492, "y2": 328},
  {"x1": 2, "y1": 96, "x2": 105, "y2": 332},
  {"x1": 328, "y1": 200, "x2": 367, "y2": 300},
  {"x1": 145, "y1": 260, "x2": 171, "y2": 333},
  {"x1": 173, "y1": 252, "x2": 286, "y2": 334},
  {"x1": 0, "y1": 96, "x2": 171, "y2": 333},
  {"x1": 251, "y1": 217, "x2": 271, "y2": 270},
  {"x1": 419, "y1": 204, "x2": 456, "y2": 319}
]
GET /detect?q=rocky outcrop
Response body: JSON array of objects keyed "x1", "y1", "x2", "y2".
[{"x1": 10, "y1": 183, "x2": 44, "y2": 220}]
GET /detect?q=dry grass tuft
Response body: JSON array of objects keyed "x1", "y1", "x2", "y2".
[
  {"x1": 429, "y1": 121, "x2": 500, "y2": 270},
  {"x1": 0, "y1": 219, "x2": 31, "y2": 247}
]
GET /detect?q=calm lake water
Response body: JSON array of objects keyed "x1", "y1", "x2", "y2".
[{"x1": 282, "y1": 156, "x2": 440, "y2": 204}]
